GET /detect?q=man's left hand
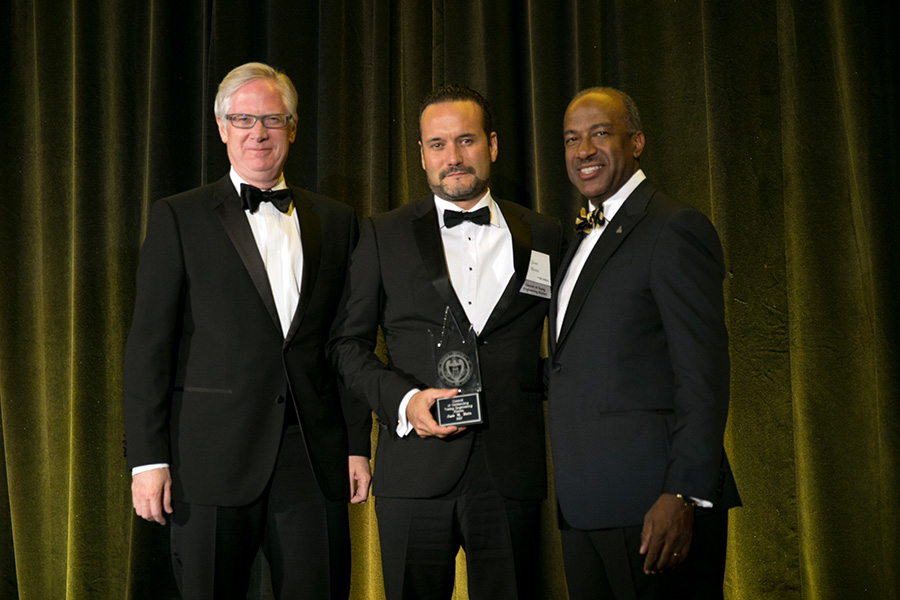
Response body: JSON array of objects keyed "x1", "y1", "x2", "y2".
[
  {"x1": 348, "y1": 455, "x2": 371, "y2": 504},
  {"x1": 639, "y1": 493, "x2": 694, "y2": 574}
]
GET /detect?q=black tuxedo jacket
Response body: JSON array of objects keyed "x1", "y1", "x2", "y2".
[
  {"x1": 328, "y1": 196, "x2": 562, "y2": 500},
  {"x1": 123, "y1": 175, "x2": 370, "y2": 506},
  {"x1": 548, "y1": 179, "x2": 740, "y2": 530}
]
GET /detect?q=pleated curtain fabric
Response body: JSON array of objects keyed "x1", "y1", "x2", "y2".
[{"x1": 0, "y1": 0, "x2": 897, "y2": 598}]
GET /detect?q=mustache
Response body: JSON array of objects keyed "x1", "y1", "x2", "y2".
[
  {"x1": 573, "y1": 156, "x2": 601, "y2": 169},
  {"x1": 440, "y1": 166, "x2": 476, "y2": 179}
]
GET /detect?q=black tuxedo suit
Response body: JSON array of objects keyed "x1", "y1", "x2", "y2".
[
  {"x1": 547, "y1": 179, "x2": 739, "y2": 598},
  {"x1": 329, "y1": 196, "x2": 561, "y2": 499},
  {"x1": 328, "y1": 195, "x2": 562, "y2": 598},
  {"x1": 123, "y1": 174, "x2": 369, "y2": 597}
]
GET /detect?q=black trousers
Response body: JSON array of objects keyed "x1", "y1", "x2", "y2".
[
  {"x1": 374, "y1": 434, "x2": 541, "y2": 600},
  {"x1": 169, "y1": 424, "x2": 350, "y2": 600},
  {"x1": 560, "y1": 509, "x2": 728, "y2": 600}
]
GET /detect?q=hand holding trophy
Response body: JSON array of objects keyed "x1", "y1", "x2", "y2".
[{"x1": 430, "y1": 307, "x2": 483, "y2": 427}]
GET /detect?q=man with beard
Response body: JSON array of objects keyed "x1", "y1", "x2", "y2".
[{"x1": 328, "y1": 85, "x2": 563, "y2": 599}]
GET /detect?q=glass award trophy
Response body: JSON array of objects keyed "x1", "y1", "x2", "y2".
[{"x1": 430, "y1": 306, "x2": 483, "y2": 426}]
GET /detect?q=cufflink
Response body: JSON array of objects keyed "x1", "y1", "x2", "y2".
[{"x1": 676, "y1": 493, "x2": 698, "y2": 508}]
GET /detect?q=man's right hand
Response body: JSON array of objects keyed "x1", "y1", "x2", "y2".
[
  {"x1": 132, "y1": 467, "x2": 173, "y2": 525},
  {"x1": 407, "y1": 388, "x2": 466, "y2": 439}
]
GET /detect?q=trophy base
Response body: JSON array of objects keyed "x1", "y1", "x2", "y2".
[{"x1": 433, "y1": 392, "x2": 482, "y2": 427}]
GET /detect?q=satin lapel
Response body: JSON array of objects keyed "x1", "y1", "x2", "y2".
[
  {"x1": 285, "y1": 189, "x2": 321, "y2": 344},
  {"x1": 411, "y1": 199, "x2": 472, "y2": 332},
  {"x1": 549, "y1": 235, "x2": 583, "y2": 355},
  {"x1": 214, "y1": 177, "x2": 281, "y2": 332},
  {"x1": 555, "y1": 196, "x2": 648, "y2": 351},
  {"x1": 482, "y1": 201, "x2": 531, "y2": 334}
]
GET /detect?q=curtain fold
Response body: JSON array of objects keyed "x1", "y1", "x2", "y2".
[{"x1": 1, "y1": 0, "x2": 896, "y2": 598}]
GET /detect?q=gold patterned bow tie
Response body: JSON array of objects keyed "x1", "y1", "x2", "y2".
[{"x1": 574, "y1": 206, "x2": 605, "y2": 235}]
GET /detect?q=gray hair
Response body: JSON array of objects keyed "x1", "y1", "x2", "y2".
[
  {"x1": 214, "y1": 62, "x2": 298, "y2": 121},
  {"x1": 571, "y1": 87, "x2": 642, "y2": 135}
]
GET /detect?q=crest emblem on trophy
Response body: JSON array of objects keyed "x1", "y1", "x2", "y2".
[{"x1": 437, "y1": 351, "x2": 473, "y2": 388}]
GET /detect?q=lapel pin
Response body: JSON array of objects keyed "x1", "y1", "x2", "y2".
[{"x1": 616, "y1": 226, "x2": 623, "y2": 234}]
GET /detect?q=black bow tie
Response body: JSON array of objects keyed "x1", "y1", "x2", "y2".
[
  {"x1": 574, "y1": 205, "x2": 606, "y2": 235},
  {"x1": 444, "y1": 206, "x2": 491, "y2": 228},
  {"x1": 240, "y1": 184, "x2": 293, "y2": 214}
]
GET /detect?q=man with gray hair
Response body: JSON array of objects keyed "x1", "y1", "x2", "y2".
[{"x1": 124, "y1": 62, "x2": 371, "y2": 599}]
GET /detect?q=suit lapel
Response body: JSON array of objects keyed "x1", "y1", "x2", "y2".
[
  {"x1": 411, "y1": 198, "x2": 472, "y2": 332},
  {"x1": 284, "y1": 189, "x2": 321, "y2": 344},
  {"x1": 482, "y1": 200, "x2": 532, "y2": 334},
  {"x1": 214, "y1": 177, "x2": 282, "y2": 333},
  {"x1": 555, "y1": 182, "x2": 654, "y2": 351},
  {"x1": 550, "y1": 235, "x2": 584, "y2": 354}
]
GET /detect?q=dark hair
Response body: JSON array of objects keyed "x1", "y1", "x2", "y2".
[
  {"x1": 571, "y1": 87, "x2": 642, "y2": 135},
  {"x1": 418, "y1": 85, "x2": 493, "y2": 140}
]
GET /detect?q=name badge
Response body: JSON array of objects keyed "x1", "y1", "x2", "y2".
[{"x1": 520, "y1": 250, "x2": 552, "y2": 299}]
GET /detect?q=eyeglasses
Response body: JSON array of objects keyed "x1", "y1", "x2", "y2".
[{"x1": 225, "y1": 113, "x2": 293, "y2": 129}]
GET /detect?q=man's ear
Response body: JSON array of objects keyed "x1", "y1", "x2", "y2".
[
  {"x1": 632, "y1": 131, "x2": 645, "y2": 159},
  {"x1": 216, "y1": 118, "x2": 228, "y2": 143}
]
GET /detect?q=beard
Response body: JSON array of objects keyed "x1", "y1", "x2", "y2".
[{"x1": 429, "y1": 166, "x2": 490, "y2": 203}]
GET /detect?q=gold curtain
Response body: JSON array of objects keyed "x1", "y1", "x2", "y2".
[{"x1": 1, "y1": 0, "x2": 897, "y2": 598}]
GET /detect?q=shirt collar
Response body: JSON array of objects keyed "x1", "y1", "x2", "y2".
[
  {"x1": 228, "y1": 166, "x2": 288, "y2": 197},
  {"x1": 589, "y1": 169, "x2": 646, "y2": 222}
]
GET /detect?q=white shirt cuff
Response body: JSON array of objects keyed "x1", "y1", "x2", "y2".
[
  {"x1": 132, "y1": 463, "x2": 169, "y2": 476},
  {"x1": 395, "y1": 389, "x2": 420, "y2": 437}
]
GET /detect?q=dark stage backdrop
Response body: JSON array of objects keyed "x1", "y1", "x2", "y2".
[{"x1": 1, "y1": 0, "x2": 897, "y2": 598}]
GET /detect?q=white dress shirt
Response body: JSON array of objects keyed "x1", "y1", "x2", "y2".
[{"x1": 231, "y1": 168, "x2": 304, "y2": 337}]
